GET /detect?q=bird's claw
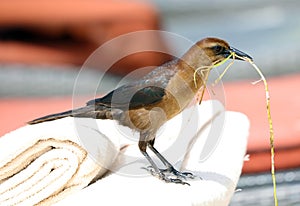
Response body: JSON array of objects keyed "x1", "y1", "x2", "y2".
[
  {"x1": 142, "y1": 166, "x2": 194, "y2": 185},
  {"x1": 160, "y1": 174, "x2": 190, "y2": 186},
  {"x1": 160, "y1": 167, "x2": 195, "y2": 180}
]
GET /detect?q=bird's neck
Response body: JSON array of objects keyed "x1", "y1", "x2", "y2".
[
  {"x1": 161, "y1": 61, "x2": 212, "y2": 119},
  {"x1": 176, "y1": 60, "x2": 211, "y2": 92}
]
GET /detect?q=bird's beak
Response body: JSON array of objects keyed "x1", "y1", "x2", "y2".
[{"x1": 229, "y1": 47, "x2": 253, "y2": 61}]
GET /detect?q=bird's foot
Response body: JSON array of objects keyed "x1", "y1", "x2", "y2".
[
  {"x1": 159, "y1": 173, "x2": 190, "y2": 185},
  {"x1": 142, "y1": 166, "x2": 193, "y2": 185},
  {"x1": 161, "y1": 167, "x2": 195, "y2": 179}
]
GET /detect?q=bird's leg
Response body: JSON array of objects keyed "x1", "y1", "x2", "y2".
[
  {"x1": 139, "y1": 139, "x2": 189, "y2": 185},
  {"x1": 147, "y1": 142, "x2": 194, "y2": 179}
]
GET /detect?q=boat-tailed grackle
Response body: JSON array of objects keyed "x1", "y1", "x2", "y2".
[{"x1": 29, "y1": 37, "x2": 252, "y2": 184}]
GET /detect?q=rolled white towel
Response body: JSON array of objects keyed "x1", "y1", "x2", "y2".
[{"x1": 0, "y1": 117, "x2": 120, "y2": 205}]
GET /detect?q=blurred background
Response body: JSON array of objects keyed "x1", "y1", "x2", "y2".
[{"x1": 0, "y1": 0, "x2": 299, "y2": 205}]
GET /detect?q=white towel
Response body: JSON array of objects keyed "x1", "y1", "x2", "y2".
[
  {"x1": 56, "y1": 100, "x2": 250, "y2": 206},
  {"x1": 0, "y1": 117, "x2": 120, "y2": 205},
  {"x1": 0, "y1": 100, "x2": 249, "y2": 206}
]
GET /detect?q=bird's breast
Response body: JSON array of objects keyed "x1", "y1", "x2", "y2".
[
  {"x1": 151, "y1": 70, "x2": 203, "y2": 120},
  {"x1": 120, "y1": 67, "x2": 205, "y2": 132}
]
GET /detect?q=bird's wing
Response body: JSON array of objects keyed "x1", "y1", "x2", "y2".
[
  {"x1": 86, "y1": 66, "x2": 177, "y2": 109},
  {"x1": 86, "y1": 84, "x2": 166, "y2": 109}
]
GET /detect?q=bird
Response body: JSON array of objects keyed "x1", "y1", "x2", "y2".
[{"x1": 28, "y1": 37, "x2": 252, "y2": 185}]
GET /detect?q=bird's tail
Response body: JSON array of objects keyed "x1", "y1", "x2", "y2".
[{"x1": 28, "y1": 105, "x2": 98, "y2": 125}]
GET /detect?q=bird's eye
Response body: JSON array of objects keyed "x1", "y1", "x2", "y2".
[{"x1": 211, "y1": 45, "x2": 224, "y2": 54}]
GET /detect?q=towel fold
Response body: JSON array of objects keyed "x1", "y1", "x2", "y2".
[{"x1": 0, "y1": 117, "x2": 119, "y2": 205}]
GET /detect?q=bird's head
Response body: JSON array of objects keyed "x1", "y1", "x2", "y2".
[{"x1": 182, "y1": 37, "x2": 252, "y2": 69}]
